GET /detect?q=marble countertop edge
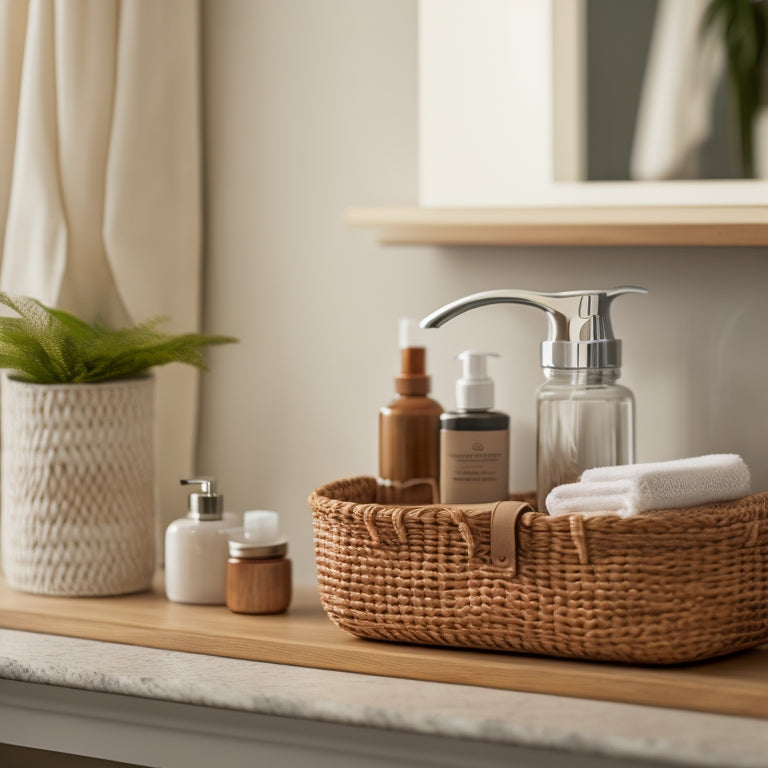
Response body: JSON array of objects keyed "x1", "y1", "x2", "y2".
[{"x1": 1, "y1": 629, "x2": 768, "y2": 768}]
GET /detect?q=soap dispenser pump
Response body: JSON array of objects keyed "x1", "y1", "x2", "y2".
[
  {"x1": 165, "y1": 477, "x2": 239, "y2": 605},
  {"x1": 422, "y1": 287, "x2": 647, "y2": 512},
  {"x1": 440, "y1": 351, "x2": 510, "y2": 504}
]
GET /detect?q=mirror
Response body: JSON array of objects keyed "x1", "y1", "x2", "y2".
[
  {"x1": 418, "y1": 0, "x2": 768, "y2": 208},
  {"x1": 587, "y1": 0, "x2": 737, "y2": 181}
]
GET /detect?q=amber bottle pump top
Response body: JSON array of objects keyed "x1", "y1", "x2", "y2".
[
  {"x1": 395, "y1": 318, "x2": 432, "y2": 396},
  {"x1": 396, "y1": 346, "x2": 431, "y2": 396}
]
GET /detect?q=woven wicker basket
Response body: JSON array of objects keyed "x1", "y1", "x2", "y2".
[
  {"x1": 310, "y1": 476, "x2": 768, "y2": 664},
  {"x1": 1, "y1": 376, "x2": 156, "y2": 596}
]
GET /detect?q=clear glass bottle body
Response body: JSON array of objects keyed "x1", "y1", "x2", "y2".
[{"x1": 536, "y1": 368, "x2": 634, "y2": 512}]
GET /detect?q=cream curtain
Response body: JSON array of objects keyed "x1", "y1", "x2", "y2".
[{"x1": 0, "y1": 0, "x2": 202, "y2": 550}]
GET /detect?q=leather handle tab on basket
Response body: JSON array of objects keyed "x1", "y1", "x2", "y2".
[{"x1": 490, "y1": 500, "x2": 533, "y2": 574}]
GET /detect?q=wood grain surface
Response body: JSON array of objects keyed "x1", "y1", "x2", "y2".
[
  {"x1": 1, "y1": 572, "x2": 767, "y2": 720},
  {"x1": 346, "y1": 206, "x2": 768, "y2": 246}
]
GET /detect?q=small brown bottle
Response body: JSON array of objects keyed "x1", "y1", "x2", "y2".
[{"x1": 377, "y1": 319, "x2": 443, "y2": 505}]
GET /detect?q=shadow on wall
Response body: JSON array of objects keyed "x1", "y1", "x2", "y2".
[
  {"x1": 690, "y1": 296, "x2": 768, "y2": 490},
  {"x1": 617, "y1": 249, "x2": 768, "y2": 493}
]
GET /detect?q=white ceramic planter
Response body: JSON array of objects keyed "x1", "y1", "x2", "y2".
[{"x1": 1, "y1": 376, "x2": 156, "y2": 596}]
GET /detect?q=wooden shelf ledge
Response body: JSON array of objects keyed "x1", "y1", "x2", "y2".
[{"x1": 346, "y1": 205, "x2": 768, "y2": 247}]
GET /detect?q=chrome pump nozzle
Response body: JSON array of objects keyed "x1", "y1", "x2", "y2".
[{"x1": 421, "y1": 287, "x2": 647, "y2": 369}]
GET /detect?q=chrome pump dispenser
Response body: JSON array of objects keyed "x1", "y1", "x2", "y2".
[{"x1": 421, "y1": 287, "x2": 647, "y2": 512}]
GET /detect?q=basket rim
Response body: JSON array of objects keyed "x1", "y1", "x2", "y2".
[{"x1": 310, "y1": 475, "x2": 768, "y2": 534}]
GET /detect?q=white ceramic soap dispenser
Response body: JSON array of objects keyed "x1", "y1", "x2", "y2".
[{"x1": 165, "y1": 478, "x2": 238, "y2": 604}]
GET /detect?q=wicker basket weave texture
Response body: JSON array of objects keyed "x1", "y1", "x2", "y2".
[
  {"x1": 310, "y1": 476, "x2": 768, "y2": 664},
  {"x1": 1, "y1": 376, "x2": 156, "y2": 596}
]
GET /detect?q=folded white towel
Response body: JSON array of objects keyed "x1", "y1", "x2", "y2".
[{"x1": 545, "y1": 454, "x2": 751, "y2": 518}]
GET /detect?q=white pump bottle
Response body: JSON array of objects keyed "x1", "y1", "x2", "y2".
[
  {"x1": 440, "y1": 350, "x2": 510, "y2": 505},
  {"x1": 165, "y1": 478, "x2": 239, "y2": 604}
]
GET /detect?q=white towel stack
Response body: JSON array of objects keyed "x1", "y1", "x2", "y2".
[{"x1": 545, "y1": 454, "x2": 751, "y2": 518}]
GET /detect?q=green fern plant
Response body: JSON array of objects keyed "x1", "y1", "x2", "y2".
[{"x1": 0, "y1": 293, "x2": 237, "y2": 384}]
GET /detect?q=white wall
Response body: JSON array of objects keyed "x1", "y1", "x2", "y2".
[{"x1": 200, "y1": 0, "x2": 768, "y2": 584}]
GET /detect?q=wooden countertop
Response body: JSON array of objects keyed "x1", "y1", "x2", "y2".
[{"x1": 1, "y1": 572, "x2": 767, "y2": 720}]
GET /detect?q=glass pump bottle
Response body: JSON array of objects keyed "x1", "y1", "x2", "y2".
[{"x1": 421, "y1": 287, "x2": 646, "y2": 512}]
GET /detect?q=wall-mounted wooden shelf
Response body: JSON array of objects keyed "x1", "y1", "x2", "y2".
[{"x1": 346, "y1": 205, "x2": 768, "y2": 247}]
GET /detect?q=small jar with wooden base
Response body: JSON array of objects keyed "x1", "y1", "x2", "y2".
[{"x1": 226, "y1": 530, "x2": 291, "y2": 615}]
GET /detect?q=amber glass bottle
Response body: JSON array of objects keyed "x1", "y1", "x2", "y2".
[{"x1": 377, "y1": 344, "x2": 443, "y2": 505}]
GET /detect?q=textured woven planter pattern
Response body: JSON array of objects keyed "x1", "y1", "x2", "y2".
[{"x1": 1, "y1": 376, "x2": 156, "y2": 596}]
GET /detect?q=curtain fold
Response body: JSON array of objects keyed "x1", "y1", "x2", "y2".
[
  {"x1": 0, "y1": 0, "x2": 28, "y2": 256},
  {"x1": 0, "y1": 0, "x2": 202, "y2": 550}
]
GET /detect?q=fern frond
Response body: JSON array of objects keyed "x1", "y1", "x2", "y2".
[{"x1": 0, "y1": 293, "x2": 237, "y2": 384}]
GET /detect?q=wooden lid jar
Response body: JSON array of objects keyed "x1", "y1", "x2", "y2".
[{"x1": 225, "y1": 511, "x2": 292, "y2": 615}]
